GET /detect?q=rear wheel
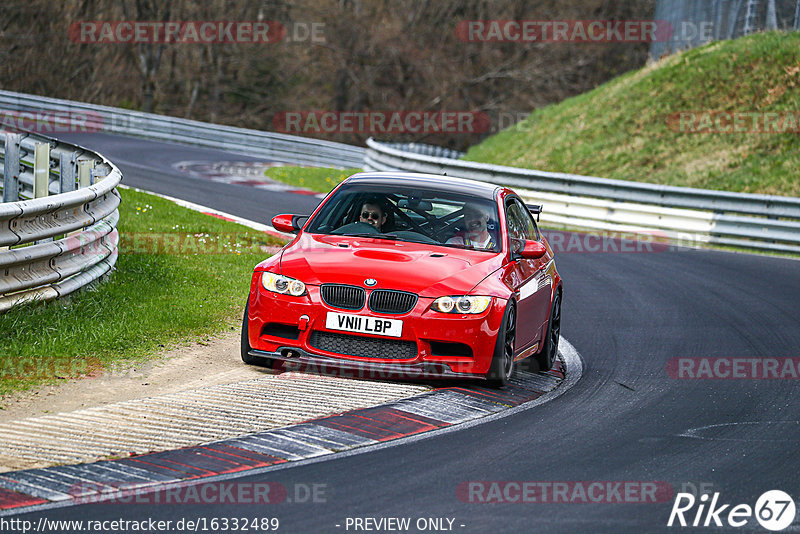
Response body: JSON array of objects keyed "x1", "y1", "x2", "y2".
[
  {"x1": 535, "y1": 291, "x2": 561, "y2": 372},
  {"x1": 241, "y1": 303, "x2": 275, "y2": 368},
  {"x1": 486, "y1": 302, "x2": 516, "y2": 388}
]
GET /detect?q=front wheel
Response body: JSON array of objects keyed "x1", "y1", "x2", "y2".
[
  {"x1": 486, "y1": 302, "x2": 516, "y2": 388},
  {"x1": 241, "y1": 303, "x2": 275, "y2": 368},
  {"x1": 535, "y1": 291, "x2": 561, "y2": 372}
]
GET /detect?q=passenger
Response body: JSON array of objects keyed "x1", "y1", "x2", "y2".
[{"x1": 447, "y1": 205, "x2": 495, "y2": 249}]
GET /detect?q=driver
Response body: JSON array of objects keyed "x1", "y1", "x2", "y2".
[
  {"x1": 358, "y1": 198, "x2": 388, "y2": 232},
  {"x1": 447, "y1": 204, "x2": 495, "y2": 249}
]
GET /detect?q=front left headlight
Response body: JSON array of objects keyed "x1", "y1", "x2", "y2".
[
  {"x1": 262, "y1": 272, "x2": 306, "y2": 296},
  {"x1": 431, "y1": 295, "x2": 492, "y2": 314}
]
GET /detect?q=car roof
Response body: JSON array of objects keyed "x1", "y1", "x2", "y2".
[{"x1": 344, "y1": 171, "x2": 502, "y2": 200}]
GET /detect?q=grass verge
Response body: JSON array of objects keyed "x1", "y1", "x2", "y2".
[
  {"x1": 0, "y1": 188, "x2": 285, "y2": 399},
  {"x1": 264, "y1": 166, "x2": 361, "y2": 193},
  {"x1": 465, "y1": 31, "x2": 800, "y2": 197}
]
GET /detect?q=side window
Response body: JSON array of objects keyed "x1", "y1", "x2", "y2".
[
  {"x1": 522, "y1": 203, "x2": 540, "y2": 240},
  {"x1": 506, "y1": 200, "x2": 533, "y2": 254}
]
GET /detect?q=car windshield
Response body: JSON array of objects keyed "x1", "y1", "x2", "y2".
[{"x1": 305, "y1": 182, "x2": 502, "y2": 253}]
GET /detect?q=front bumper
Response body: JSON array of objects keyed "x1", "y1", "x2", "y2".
[
  {"x1": 247, "y1": 277, "x2": 507, "y2": 377},
  {"x1": 248, "y1": 348, "x2": 479, "y2": 380}
]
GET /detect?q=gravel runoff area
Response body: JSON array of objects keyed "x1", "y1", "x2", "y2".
[{"x1": 0, "y1": 330, "x2": 431, "y2": 472}]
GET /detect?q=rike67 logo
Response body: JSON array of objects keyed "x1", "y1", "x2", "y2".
[{"x1": 668, "y1": 490, "x2": 796, "y2": 531}]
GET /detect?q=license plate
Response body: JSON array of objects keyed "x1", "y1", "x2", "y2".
[{"x1": 325, "y1": 312, "x2": 403, "y2": 338}]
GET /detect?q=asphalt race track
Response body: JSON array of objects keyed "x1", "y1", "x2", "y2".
[
  {"x1": 16, "y1": 133, "x2": 800, "y2": 532},
  {"x1": 57, "y1": 132, "x2": 323, "y2": 225}
]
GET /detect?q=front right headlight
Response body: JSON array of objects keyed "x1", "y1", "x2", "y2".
[
  {"x1": 431, "y1": 295, "x2": 492, "y2": 314},
  {"x1": 261, "y1": 272, "x2": 306, "y2": 296}
]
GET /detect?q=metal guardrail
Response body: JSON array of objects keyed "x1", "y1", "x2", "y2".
[
  {"x1": 3, "y1": 89, "x2": 797, "y2": 255},
  {"x1": 0, "y1": 90, "x2": 365, "y2": 169},
  {"x1": 0, "y1": 131, "x2": 121, "y2": 312},
  {"x1": 365, "y1": 138, "x2": 800, "y2": 254}
]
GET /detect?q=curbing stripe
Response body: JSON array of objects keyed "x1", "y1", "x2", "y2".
[
  {"x1": 270, "y1": 423, "x2": 379, "y2": 450},
  {"x1": 225, "y1": 437, "x2": 312, "y2": 461},
  {"x1": 0, "y1": 476, "x2": 71, "y2": 502},
  {"x1": 115, "y1": 459, "x2": 188, "y2": 481},
  {"x1": 122, "y1": 458, "x2": 197, "y2": 478},
  {"x1": 144, "y1": 450, "x2": 243, "y2": 475},
  {"x1": 43, "y1": 467, "x2": 113, "y2": 487},
  {"x1": 220, "y1": 436, "x2": 331, "y2": 460},
  {"x1": 82, "y1": 463, "x2": 159, "y2": 484},
  {"x1": 126, "y1": 455, "x2": 216, "y2": 477},
  {"x1": 1, "y1": 471, "x2": 98, "y2": 498},
  {"x1": 0, "y1": 348, "x2": 576, "y2": 514},
  {"x1": 312, "y1": 407, "x2": 450, "y2": 442},
  {"x1": 0, "y1": 472, "x2": 77, "y2": 497},
  {"x1": 388, "y1": 391, "x2": 500, "y2": 424},
  {"x1": 94, "y1": 461, "x2": 173, "y2": 483},
  {"x1": 0, "y1": 488, "x2": 46, "y2": 510},
  {"x1": 234, "y1": 434, "x2": 338, "y2": 458},
  {"x1": 52, "y1": 465, "x2": 144, "y2": 487},
  {"x1": 199, "y1": 444, "x2": 287, "y2": 466}
]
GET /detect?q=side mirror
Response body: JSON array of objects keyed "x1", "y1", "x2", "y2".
[
  {"x1": 519, "y1": 240, "x2": 547, "y2": 259},
  {"x1": 271, "y1": 214, "x2": 307, "y2": 234}
]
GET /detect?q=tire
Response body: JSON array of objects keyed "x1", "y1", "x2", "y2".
[
  {"x1": 486, "y1": 301, "x2": 516, "y2": 388},
  {"x1": 535, "y1": 291, "x2": 561, "y2": 372},
  {"x1": 241, "y1": 303, "x2": 275, "y2": 368}
]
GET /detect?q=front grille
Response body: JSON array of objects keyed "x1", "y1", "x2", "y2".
[
  {"x1": 308, "y1": 331, "x2": 418, "y2": 360},
  {"x1": 321, "y1": 284, "x2": 365, "y2": 310},
  {"x1": 368, "y1": 289, "x2": 418, "y2": 314}
]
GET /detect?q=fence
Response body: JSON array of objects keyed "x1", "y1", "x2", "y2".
[
  {"x1": 651, "y1": 0, "x2": 800, "y2": 59},
  {"x1": 0, "y1": 132, "x2": 121, "y2": 312},
  {"x1": 365, "y1": 139, "x2": 800, "y2": 254}
]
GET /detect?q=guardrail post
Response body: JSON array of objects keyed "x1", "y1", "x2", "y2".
[
  {"x1": 78, "y1": 159, "x2": 94, "y2": 188},
  {"x1": 59, "y1": 151, "x2": 78, "y2": 193},
  {"x1": 3, "y1": 133, "x2": 21, "y2": 202},
  {"x1": 91, "y1": 166, "x2": 108, "y2": 183},
  {"x1": 33, "y1": 142, "x2": 50, "y2": 198}
]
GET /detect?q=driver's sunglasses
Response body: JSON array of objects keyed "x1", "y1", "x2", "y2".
[{"x1": 361, "y1": 211, "x2": 382, "y2": 220}]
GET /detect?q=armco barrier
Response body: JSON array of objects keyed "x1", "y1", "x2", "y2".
[
  {"x1": 0, "y1": 131, "x2": 121, "y2": 312},
  {"x1": 365, "y1": 138, "x2": 800, "y2": 254},
  {"x1": 0, "y1": 90, "x2": 365, "y2": 169},
  {"x1": 3, "y1": 90, "x2": 798, "y2": 255}
]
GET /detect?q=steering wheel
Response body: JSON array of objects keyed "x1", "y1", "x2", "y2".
[
  {"x1": 390, "y1": 206, "x2": 442, "y2": 241},
  {"x1": 330, "y1": 221, "x2": 381, "y2": 235}
]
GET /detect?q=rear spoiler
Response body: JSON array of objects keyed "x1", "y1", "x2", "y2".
[{"x1": 526, "y1": 204, "x2": 542, "y2": 222}]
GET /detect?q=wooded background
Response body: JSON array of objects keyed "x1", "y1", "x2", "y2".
[{"x1": 0, "y1": 0, "x2": 654, "y2": 148}]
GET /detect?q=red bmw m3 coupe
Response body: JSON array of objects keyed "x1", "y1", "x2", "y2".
[{"x1": 242, "y1": 172, "x2": 562, "y2": 386}]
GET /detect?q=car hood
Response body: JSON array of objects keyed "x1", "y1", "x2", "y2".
[{"x1": 277, "y1": 233, "x2": 504, "y2": 297}]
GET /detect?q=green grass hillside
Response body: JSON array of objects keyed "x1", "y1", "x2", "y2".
[{"x1": 465, "y1": 31, "x2": 800, "y2": 197}]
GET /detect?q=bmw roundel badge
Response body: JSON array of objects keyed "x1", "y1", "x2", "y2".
[{"x1": 365, "y1": 278, "x2": 377, "y2": 287}]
